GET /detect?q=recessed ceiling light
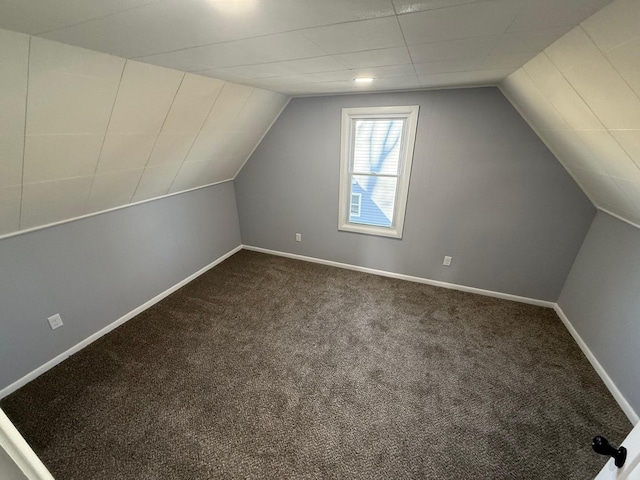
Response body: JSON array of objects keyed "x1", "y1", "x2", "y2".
[{"x1": 354, "y1": 77, "x2": 374, "y2": 84}]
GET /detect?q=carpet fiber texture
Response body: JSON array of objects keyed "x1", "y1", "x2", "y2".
[{"x1": 1, "y1": 250, "x2": 631, "y2": 479}]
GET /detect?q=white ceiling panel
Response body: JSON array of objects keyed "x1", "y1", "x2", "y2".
[
  {"x1": 21, "y1": 176, "x2": 93, "y2": 229},
  {"x1": 481, "y1": 53, "x2": 537, "y2": 70},
  {"x1": 0, "y1": 135, "x2": 24, "y2": 188},
  {"x1": 575, "y1": 130, "x2": 640, "y2": 182},
  {"x1": 169, "y1": 160, "x2": 218, "y2": 193},
  {"x1": 370, "y1": 75, "x2": 421, "y2": 91},
  {"x1": 500, "y1": 69, "x2": 569, "y2": 131},
  {"x1": 147, "y1": 132, "x2": 198, "y2": 167},
  {"x1": 96, "y1": 133, "x2": 157, "y2": 174},
  {"x1": 210, "y1": 63, "x2": 296, "y2": 80},
  {"x1": 392, "y1": 0, "x2": 486, "y2": 15},
  {"x1": 398, "y1": 1, "x2": 523, "y2": 46},
  {"x1": 414, "y1": 58, "x2": 483, "y2": 76},
  {"x1": 536, "y1": 129, "x2": 606, "y2": 175},
  {"x1": 581, "y1": 0, "x2": 640, "y2": 52},
  {"x1": 259, "y1": 57, "x2": 347, "y2": 76},
  {"x1": 41, "y1": 0, "x2": 395, "y2": 58},
  {"x1": 334, "y1": 47, "x2": 412, "y2": 69},
  {"x1": 200, "y1": 83, "x2": 254, "y2": 132},
  {"x1": 611, "y1": 131, "x2": 640, "y2": 168},
  {"x1": 161, "y1": 75, "x2": 225, "y2": 133},
  {"x1": 0, "y1": 186, "x2": 21, "y2": 235},
  {"x1": 408, "y1": 36, "x2": 499, "y2": 64},
  {"x1": 0, "y1": 0, "x2": 160, "y2": 36},
  {"x1": 523, "y1": 53, "x2": 604, "y2": 131},
  {"x1": 132, "y1": 163, "x2": 182, "y2": 202},
  {"x1": 184, "y1": 132, "x2": 227, "y2": 164},
  {"x1": 420, "y1": 69, "x2": 514, "y2": 87},
  {"x1": 614, "y1": 178, "x2": 640, "y2": 212},
  {"x1": 107, "y1": 61, "x2": 184, "y2": 135},
  {"x1": 23, "y1": 134, "x2": 103, "y2": 183},
  {"x1": 26, "y1": 68, "x2": 120, "y2": 136},
  {"x1": 490, "y1": 27, "x2": 573, "y2": 56},
  {"x1": 507, "y1": 0, "x2": 613, "y2": 33},
  {"x1": 0, "y1": 30, "x2": 30, "y2": 135},
  {"x1": 87, "y1": 168, "x2": 143, "y2": 212},
  {"x1": 571, "y1": 168, "x2": 634, "y2": 212},
  {"x1": 546, "y1": 28, "x2": 640, "y2": 130},
  {"x1": 301, "y1": 17, "x2": 405, "y2": 54},
  {"x1": 603, "y1": 36, "x2": 640, "y2": 99}
]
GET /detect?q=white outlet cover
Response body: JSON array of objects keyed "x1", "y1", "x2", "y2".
[
  {"x1": 295, "y1": 233, "x2": 302, "y2": 242},
  {"x1": 47, "y1": 313, "x2": 64, "y2": 330},
  {"x1": 443, "y1": 256, "x2": 452, "y2": 266}
]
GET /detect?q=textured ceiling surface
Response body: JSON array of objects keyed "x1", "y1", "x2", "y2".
[
  {"x1": 0, "y1": 28, "x2": 288, "y2": 236},
  {"x1": 501, "y1": 0, "x2": 640, "y2": 228},
  {"x1": 0, "y1": 0, "x2": 613, "y2": 95}
]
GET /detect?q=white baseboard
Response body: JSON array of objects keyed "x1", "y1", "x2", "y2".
[
  {"x1": 242, "y1": 245, "x2": 555, "y2": 308},
  {"x1": 0, "y1": 244, "x2": 242, "y2": 400},
  {"x1": 554, "y1": 304, "x2": 638, "y2": 425}
]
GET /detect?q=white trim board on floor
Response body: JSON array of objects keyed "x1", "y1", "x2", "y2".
[
  {"x1": 0, "y1": 408, "x2": 54, "y2": 480},
  {"x1": 243, "y1": 245, "x2": 639, "y2": 426},
  {"x1": 0, "y1": 245, "x2": 243, "y2": 401},
  {"x1": 242, "y1": 245, "x2": 555, "y2": 308}
]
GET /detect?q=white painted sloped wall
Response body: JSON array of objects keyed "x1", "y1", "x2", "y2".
[
  {"x1": 0, "y1": 27, "x2": 288, "y2": 237},
  {"x1": 501, "y1": 0, "x2": 640, "y2": 228}
]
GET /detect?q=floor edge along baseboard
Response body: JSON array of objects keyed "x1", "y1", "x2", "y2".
[
  {"x1": 242, "y1": 245, "x2": 555, "y2": 308},
  {"x1": 0, "y1": 245, "x2": 243, "y2": 400}
]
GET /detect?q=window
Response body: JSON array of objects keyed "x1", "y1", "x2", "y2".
[{"x1": 338, "y1": 105, "x2": 419, "y2": 238}]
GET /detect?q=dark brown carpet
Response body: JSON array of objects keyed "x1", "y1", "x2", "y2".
[{"x1": 1, "y1": 250, "x2": 631, "y2": 479}]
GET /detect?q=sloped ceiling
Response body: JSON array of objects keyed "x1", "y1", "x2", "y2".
[
  {"x1": 0, "y1": 0, "x2": 613, "y2": 95},
  {"x1": 1, "y1": 0, "x2": 637, "y2": 236},
  {"x1": 0, "y1": 28, "x2": 288, "y2": 235},
  {"x1": 501, "y1": 0, "x2": 640, "y2": 228}
]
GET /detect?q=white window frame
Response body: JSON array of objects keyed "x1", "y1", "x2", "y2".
[{"x1": 338, "y1": 105, "x2": 419, "y2": 239}]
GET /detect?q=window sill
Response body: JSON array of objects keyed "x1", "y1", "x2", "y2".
[{"x1": 338, "y1": 222, "x2": 402, "y2": 239}]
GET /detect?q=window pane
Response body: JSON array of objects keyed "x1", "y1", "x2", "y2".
[
  {"x1": 353, "y1": 119, "x2": 404, "y2": 175},
  {"x1": 349, "y1": 175, "x2": 397, "y2": 227}
]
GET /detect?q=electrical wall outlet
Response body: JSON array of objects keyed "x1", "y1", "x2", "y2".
[
  {"x1": 295, "y1": 233, "x2": 302, "y2": 242},
  {"x1": 47, "y1": 313, "x2": 64, "y2": 330},
  {"x1": 443, "y1": 256, "x2": 452, "y2": 267}
]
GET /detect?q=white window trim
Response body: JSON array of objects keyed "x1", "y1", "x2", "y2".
[{"x1": 338, "y1": 105, "x2": 419, "y2": 239}]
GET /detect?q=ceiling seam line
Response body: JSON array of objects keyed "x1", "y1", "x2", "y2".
[
  {"x1": 129, "y1": 71, "x2": 187, "y2": 203},
  {"x1": 85, "y1": 58, "x2": 128, "y2": 210},
  {"x1": 164, "y1": 80, "x2": 229, "y2": 195},
  {"x1": 128, "y1": 16, "x2": 401, "y2": 60},
  {"x1": 18, "y1": 36, "x2": 31, "y2": 231},
  {"x1": 33, "y1": 0, "x2": 166, "y2": 36}
]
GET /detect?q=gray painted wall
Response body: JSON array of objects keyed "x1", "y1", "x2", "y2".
[
  {"x1": 558, "y1": 211, "x2": 640, "y2": 414},
  {"x1": 235, "y1": 88, "x2": 595, "y2": 301},
  {"x1": 0, "y1": 182, "x2": 241, "y2": 391}
]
